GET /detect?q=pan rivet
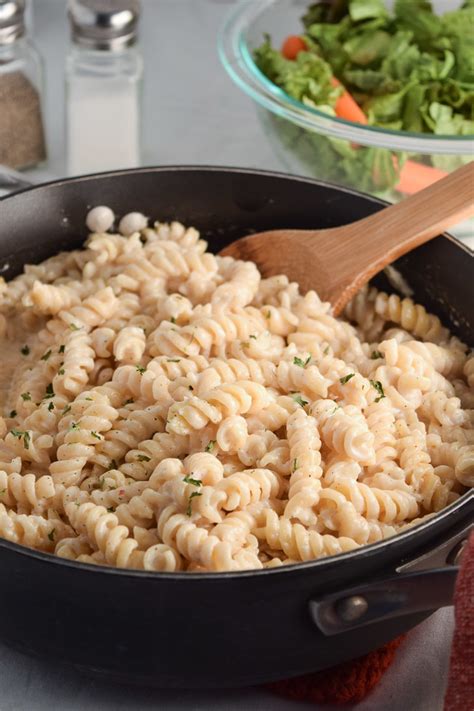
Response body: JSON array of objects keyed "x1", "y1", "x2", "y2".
[
  {"x1": 336, "y1": 595, "x2": 368, "y2": 622},
  {"x1": 447, "y1": 539, "x2": 467, "y2": 567}
]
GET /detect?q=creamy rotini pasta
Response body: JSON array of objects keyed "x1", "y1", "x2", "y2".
[{"x1": 0, "y1": 209, "x2": 472, "y2": 572}]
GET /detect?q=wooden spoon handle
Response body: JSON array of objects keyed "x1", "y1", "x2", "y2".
[{"x1": 343, "y1": 161, "x2": 474, "y2": 273}]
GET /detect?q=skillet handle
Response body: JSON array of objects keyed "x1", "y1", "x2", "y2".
[
  {"x1": 310, "y1": 523, "x2": 472, "y2": 636},
  {"x1": 0, "y1": 164, "x2": 33, "y2": 194},
  {"x1": 310, "y1": 567, "x2": 458, "y2": 635}
]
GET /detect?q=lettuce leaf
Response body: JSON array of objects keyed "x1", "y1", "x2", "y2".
[
  {"x1": 343, "y1": 30, "x2": 392, "y2": 66},
  {"x1": 349, "y1": 0, "x2": 388, "y2": 22},
  {"x1": 302, "y1": 1, "x2": 349, "y2": 27},
  {"x1": 442, "y1": 3, "x2": 474, "y2": 83},
  {"x1": 393, "y1": 0, "x2": 443, "y2": 50},
  {"x1": 366, "y1": 84, "x2": 412, "y2": 125},
  {"x1": 254, "y1": 36, "x2": 341, "y2": 108},
  {"x1": 253, "y1": 34, "x2": 287, "y2": 84}
]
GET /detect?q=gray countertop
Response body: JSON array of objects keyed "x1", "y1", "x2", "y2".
[{"x1": 2, "y1": 1, "x2": 458, "y2": 709}]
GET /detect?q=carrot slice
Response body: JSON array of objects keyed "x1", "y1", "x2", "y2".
[
  {"x1": 326, "y1": 79, "x2": 448, "y2": 193},
  {"x1": 330, "y1": 77, "x2": 368, "y2": 125},
  {"x1": 396, "y1": 160, "x2": 448, "y2": 194},
  {"x1": 281, "y1": 36, "x2": 307, "y2": 60}
]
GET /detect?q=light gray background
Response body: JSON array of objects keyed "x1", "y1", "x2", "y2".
[
  {"x1": 3, "y1": 1, "x2": 458, "y2": 709},
  {"x1": 30, "y1": 0, "x2": 283, "y2": 179}
]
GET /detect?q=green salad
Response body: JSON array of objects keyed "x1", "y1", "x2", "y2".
[{"x1": 253, "y1": 0, "x2": 474, "y2": 194}]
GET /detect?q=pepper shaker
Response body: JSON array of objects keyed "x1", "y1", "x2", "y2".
[
  {"x1": 66, "y1": 0, "x2": 143, "y2": 175},
  {"x1": 0, "y1": 0, "x2": 46, "y2": 169}
]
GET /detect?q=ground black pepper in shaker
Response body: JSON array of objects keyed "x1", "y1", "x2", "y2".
[{"x1": 0, "y1": 0, "x2": 46, "y2": 169}]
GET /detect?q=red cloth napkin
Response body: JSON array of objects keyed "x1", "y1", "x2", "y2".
[
  {"x1": 444, "y1": 532, "x2": 474, "y2": 710},
  {"x1": 267, "y1": 532, "x2": 473, "y2": 707},
  {"x1": 267, "y1": 636, "x2": 405, "y2": 705}
]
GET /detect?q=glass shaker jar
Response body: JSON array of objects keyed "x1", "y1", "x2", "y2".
[
  {"x1": 66, "y1": 0, "x2": 143, "y2": 175},
  {"x1": 0, "y1": 0, "x2": 46, "y2": 169}
]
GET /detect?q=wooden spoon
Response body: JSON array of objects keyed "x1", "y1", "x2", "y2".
[{"x1": 219, "y1": 161, "x2": 474, "y2": 315}]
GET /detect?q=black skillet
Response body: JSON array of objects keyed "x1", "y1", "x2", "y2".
[{"x1": 0, "y1": 166, "x2": 472, "y2": 688}]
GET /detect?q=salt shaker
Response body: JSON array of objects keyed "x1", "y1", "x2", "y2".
[
  {"x1": 0, "y1": 0, "x2": 46, "y2": 169},
  {"x1": 66, "y1": 0, "x2": 142, "y2": 175}
]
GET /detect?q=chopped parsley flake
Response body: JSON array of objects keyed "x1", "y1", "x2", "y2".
[
  {"x1": 293, "y1": 355, "x2": 311, "y2": 368},
  {"x1": 371, "y1": 350, "x2": 383, "y2": 360},
  {"x1": 44, "y1": 383, "x2": 54, "y2": 399},
  {"x1": 136, "y1": 454, "x2": 151, "y2": 462},
  {"x1": 292, "y1": 458, "x2": 298, "y2": 472},
  {"x1": 370, "y1": 380, "x2": 386, "y2": 403},
  {"x1": 292, "y1": 394, "x2": 308, "y2": 408},
  {"x1": 323, "y1": 346, "x2": 330, "y2": 355},
  {"x1": 10, "y1": 429, "x2": 22, "y2": 439},
  {"x1": 188, "y1": 385, "x2": 194, "y2": 391},
  {"x1": 167, "y1": 358, "x2": 181, "y2": 363},
  {"x1": 69, "y1": 323, "x2": 80, "y2": 331},
  {"x1": 249, "y1": 334, "x2": 257, "y2": 339},
  {"x1": 107, "y1": 506, "x2": 116, "y2": 513},
  {"x1": 21, "y1": 392, "x2": 31, "y2": 401},
  {"x1": 58, "y1": 345, "x2": 65, "y2": 354},
  {"x1": 90, "y1": 431, "x2": 101, "y2": 440},
  {"x1": 9, "y1": 410, "x2": 17, "y2": 418},
  {"x1": 186, "y1": 491, "x2": 202, "y2": 516},
  {"x1": 62, "y1": 405, "x2": 71, "y2": 416},
  {"x1": 205, "y1": 440, "x2": 216, "y2": 452},
  {"x1": 340, "y1": 373, "x2": 355, "y2": 385},
  {"x1": 48, "y1": 528, "x2": 55, "y2": 542},
  {"x1": 70, "y1": 422, "x2": 79, "y2": 430},
  {"x1": 170, "y1": 316, "x2": 176, "y2": 324},
  {"x1": 11, "y1": 429, "x2": 30, "y2": 449},
  {"x1": 40, "y1": 349, "x2": 52, "y2": 361},
  {"x1": 47, "y1": 402, "x2": 54, "y2": 412},
  {"x1": 135, "y1": 365, "x2": 146, "y2": 374},
  {"x1": 58, "y1": 368, "x2": 65, "y2": 376},
  {"x1": 110, "y1": 460, "x2": 118, "y2": 470},
  {"x1": 265, "y1": 310, "x2": 271, "y2": 319},
  {"x1": 183, "y1": 475, "x2": 202, "y2": 487},
  {"x1": 20, "y1": 345, "x2": 30, "y2": 356}
]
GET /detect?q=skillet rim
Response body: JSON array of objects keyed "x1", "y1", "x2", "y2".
[
  {"x1": 0, "y1": 490, "x2": 471, "y2": 579},
  {"x1": 0, "y1": 162, "x2": 471, "y2": 256},
  {"x1": 0, "y1": 164, "x2": 472, "y2": 579}
]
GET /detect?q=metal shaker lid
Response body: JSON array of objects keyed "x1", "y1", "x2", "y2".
[
  {"x1": 68, "y1": 0, "x2": 140, "y2": 50},
  {"x1": 0, "y1": 0, "x2": 25, "y2": 45}
]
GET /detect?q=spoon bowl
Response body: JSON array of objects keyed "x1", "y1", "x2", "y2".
[{"x1": 219, "y1": 162, "x2": 474, "y2": 314}]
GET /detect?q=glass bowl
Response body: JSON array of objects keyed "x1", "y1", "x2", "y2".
[{"x1": 218, "y1": 0, "x2": 474, "y2": 240}]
